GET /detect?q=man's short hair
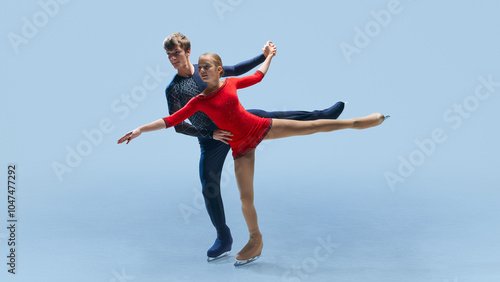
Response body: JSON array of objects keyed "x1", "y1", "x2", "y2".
[{"x1": 163, "y1": 32, "x2": 191, "y2": 52}]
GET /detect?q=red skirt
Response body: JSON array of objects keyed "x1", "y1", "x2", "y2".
[{"x1": 230, "y1": 118, "x2": 272, "y2": 159}]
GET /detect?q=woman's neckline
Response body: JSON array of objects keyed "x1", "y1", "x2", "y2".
[{"x1": 198, "y1": 80, "x2": 227, "y2": 99}]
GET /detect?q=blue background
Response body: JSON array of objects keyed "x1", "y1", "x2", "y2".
[{"x1": 1, "y1": 0, "x2": 499, "y2": 281}]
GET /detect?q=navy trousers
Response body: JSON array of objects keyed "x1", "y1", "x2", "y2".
[{"x1": 198, "y1": 102, "x2": 345, "y2": 236}]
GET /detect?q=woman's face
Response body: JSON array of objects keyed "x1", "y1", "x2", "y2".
[{"x1": 198, "y1": 56, "x2": 221, "y2": 82}]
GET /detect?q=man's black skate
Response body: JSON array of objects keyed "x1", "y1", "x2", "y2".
[{"x1": 207, "y1": 227, "x2": 233, "y2": 262}]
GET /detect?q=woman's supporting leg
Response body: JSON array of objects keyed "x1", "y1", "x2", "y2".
[
  {"x1": 265, "y1": 113, "x2": 385, "y2": 140},
  {"x1": 233, "y1": 149, "x2": 263, "y2": 262}
]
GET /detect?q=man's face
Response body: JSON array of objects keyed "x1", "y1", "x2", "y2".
[{"x1": 166, "y1": 45, "x2": 189, "y2": 69}]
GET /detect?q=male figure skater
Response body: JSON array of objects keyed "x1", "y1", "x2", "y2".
[{"x1": 163, "y1": 32, "x2": 344, "y2": 261}]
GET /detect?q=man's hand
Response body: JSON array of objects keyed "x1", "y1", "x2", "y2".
[
  {"x1": 263, "y1": 41, "x2": 277, "y2": 58},
  {"x1": 213, "y1": 129, "x2": 233, "y2": 144}
]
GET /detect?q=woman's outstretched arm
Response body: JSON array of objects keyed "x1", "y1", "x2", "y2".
[
  {"x1": 117, "y1": 119, "x2": 166, "y2": 144},
  {"x1": 118, "y1": 97, "x2": 201, "y2": 145},
  {"x1": 222, "y1": 41, "x2": 275, "y2": 77}
]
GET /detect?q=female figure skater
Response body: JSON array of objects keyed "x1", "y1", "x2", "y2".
[{"x1": 118, "y1": 46, "x2": 387, "y2": 266}]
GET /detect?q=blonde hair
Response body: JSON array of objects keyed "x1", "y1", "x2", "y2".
[{"x1": 200, "y1": 53, "x2": 224, "y2": 77}]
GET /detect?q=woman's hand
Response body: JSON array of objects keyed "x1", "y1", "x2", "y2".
[
  {"x1": 262, "y1": 41, "x2": 277, "y2": 58},
  {"x1": 213, "y1": 129, "x2": 233, "y2": 144},
  {"x1": 258, "y1": 42, "x2": 275, "y2": 75},
  {"x1": 117, "y1": 128, "x2": 142, "y2": 144}
]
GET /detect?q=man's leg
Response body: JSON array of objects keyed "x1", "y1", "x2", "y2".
[
  {"x1": 247, "y1": 101, "x2": 345, "y2": 121},
  {"x1": 199, "y1": 138, "x2": 233, "y2": 259}
]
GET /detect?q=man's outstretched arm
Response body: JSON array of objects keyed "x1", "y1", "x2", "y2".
[{"x1": 222, "y1": 41, "x2": 275, "y2": 77}]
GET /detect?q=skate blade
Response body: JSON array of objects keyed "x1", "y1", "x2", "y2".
[
  {"x1": 207, "y1": 251, "x2": 230, "y2": 262},
  {"x1": 234, "y1": 255, "x2": 260, "y2": 267}
]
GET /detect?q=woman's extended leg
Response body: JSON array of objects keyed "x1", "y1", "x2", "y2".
[
  {"x1": 265, "y1": 113, "x2": 385, "y2": 140},
  {"x1": 233, "y1": 149, "x2": 263, "y2": 263}
]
